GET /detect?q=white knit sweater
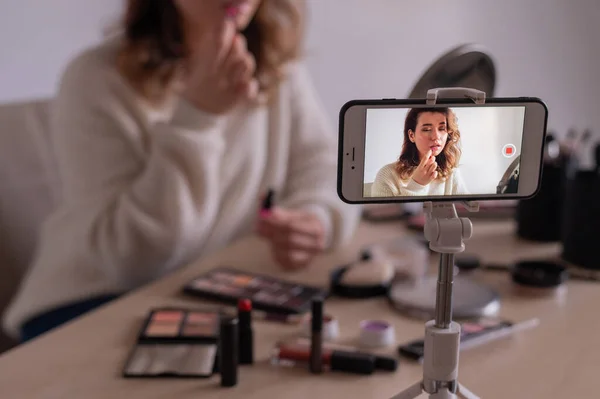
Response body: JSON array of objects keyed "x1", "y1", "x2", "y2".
[
  {"x1": 2, "y1": 37, "x2": 360, "y2": 338},
  {"x1": 370, "y1": 162, "x2": 468, "y2": 197}
]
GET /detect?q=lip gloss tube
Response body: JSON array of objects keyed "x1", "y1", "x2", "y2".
[
  {"x1": 309, "y1": 298, "x2": 323, "y2": 374},
  {"x1": 271, "y1": 342, "x2": 376, "y2": 375}
]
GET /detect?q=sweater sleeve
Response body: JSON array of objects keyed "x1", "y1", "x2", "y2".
[
  {"x1": 50, "y1": 51, "x2": 226, "y2": 287},
  {"x1": 371, "y1": 164, "x2": 428, "y2": 197},
  {"x1": 402, "y1": 178, "x2": 429, "y2": 196},
  {"x1": 371, "y1": 164, "x2": 401, "y2": 197},
  {"x1": 276, "y1": 64, "x2": 360, "y2": 249}
]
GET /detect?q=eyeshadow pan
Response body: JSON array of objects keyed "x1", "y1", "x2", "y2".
[
  {"x1": 182, "y1": 324, "x2": 215, "y2": 337},
  {"x1": 145, "y1": 322, "x2": 180, "y2": 337},
  {"x1": 233, "y1": 275, "x2": 253, "y2": 287},
  {"x1": 219, "y1": 286, "x2": 244, "y2": 296},
  {"x1": 186, "y1": 312, "x2": 216, "y2": 324},
  {"x1": 191, "y1": 279, "x2": 218, "y2": 291},
  {"x1": 152, "y1": 310, "x2": 184, "y2": 323},
  {"x1": 211, "y1": 271, "x2": 234, "y2": 283},
  {"x1": 253, "y1": 291, "x2": 278, "y2": 303}
]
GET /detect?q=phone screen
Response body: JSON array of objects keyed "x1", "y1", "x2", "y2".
[
  {"x1": 338, "y1": 99, "x2": 548, "y2": 203},
  {"x1": 364, "y1": 105, "x2": 524, "y2": 198}
]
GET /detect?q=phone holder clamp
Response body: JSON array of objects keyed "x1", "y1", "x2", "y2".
[{"x1": 390, "y1": 87, "x2": 485, "y2": 399}]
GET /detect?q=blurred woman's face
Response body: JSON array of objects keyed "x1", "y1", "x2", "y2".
[
  {"x1": 175, "y1": 0, "x2": 262, "y2": 31},
  {"x1": 408, "y1": 112, "x2": 449, "y2": 159}
]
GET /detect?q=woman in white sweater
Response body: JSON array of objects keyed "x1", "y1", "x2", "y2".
[
  {"x1": 3, "y1": 0, "x2": 359, "y2": 341},
  {"x1": 371, "y1": 107, "x2": 469, "y2": 197}
]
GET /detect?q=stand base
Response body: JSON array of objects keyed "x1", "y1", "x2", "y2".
[
  {"x1": 391, "y1": 381, "x2": 479, "y2": 399},
  {"x1": 389, "y1": 321, "x2": 480, "y2": 399}
]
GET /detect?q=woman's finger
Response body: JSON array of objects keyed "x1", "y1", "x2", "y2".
[
  {"x1": 260, "y1": 211, "x2": 322, "y2": 238},
  {"x1": 273, "y1": 247, "x2": 312, "y2": 270},
  {"x1": 272, "y1": 230, "x2": 324, "y2": 253}
]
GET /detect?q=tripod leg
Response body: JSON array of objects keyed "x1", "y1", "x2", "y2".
[
  {"x1": 457, "y1": 383, "x2": 480, "y2": 399},
  {"x1": 389, "y1": 381, "x2": 424, "y2": 399},
  {"x1": 430, "y1": 390, "x2": 458, "y2": 399}
]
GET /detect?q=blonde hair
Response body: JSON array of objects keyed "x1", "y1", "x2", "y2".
[{"x1": 116, "y1": 0, "x2": 305, "y2": 105}]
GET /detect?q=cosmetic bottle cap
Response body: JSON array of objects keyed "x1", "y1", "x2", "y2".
[
  {"x1": 374, "y1": 355, "x2": 398, "y2": 371},
  {"x1": 330, "y1": 350, "x2": 375, "y2": 375},
  {"x1": 360, "y1": 249, "x2": 372, "y2": 261},
  {"x1": 238, "y1": 298, "x2": 252, "y2": 312},
  {"x1": 311, "y1": 297, "x2": 323, "y2": 332}
]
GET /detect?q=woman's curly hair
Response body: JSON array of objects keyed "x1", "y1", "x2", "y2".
[
  {"x1": 395, "y1": 107, "x2": 462, "y2": 180},
  {"x1": 116, "y1": 0, "x2": 305, "y2": 105}
]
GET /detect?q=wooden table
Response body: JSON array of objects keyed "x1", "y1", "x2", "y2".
[{"x1": 0, "y1": 219, "x2": 597, "y2": 399}]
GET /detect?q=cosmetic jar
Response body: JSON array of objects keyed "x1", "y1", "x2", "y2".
[
  {"x1": 359, "y1": 320, "x2": 395, "y2": 348},
  {"x1": 511, "y1": 260, "x2": 568, "y2": 297}
]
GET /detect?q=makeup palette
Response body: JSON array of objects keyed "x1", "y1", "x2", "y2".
[
  {"x1": 183, "y1": 267, "x2": 328, "y2": 315},
  {"x1": 123, "y1": 308, "x2": 221, "y2": 378}
]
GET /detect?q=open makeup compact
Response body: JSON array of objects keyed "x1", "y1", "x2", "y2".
[{"x1": 123, "y1": 307, "x2": 222, "y2": 378}]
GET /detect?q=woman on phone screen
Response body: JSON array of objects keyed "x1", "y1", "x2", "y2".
[
  {"x1": 3, "y1": 0, "x2": 359, "y2": 342},
  {"x1": 371, "y1": 107, "x2": 468, "y2": 197}
]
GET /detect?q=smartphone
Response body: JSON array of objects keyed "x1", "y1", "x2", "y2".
[
  {"x1": 397, "y1": 318, "x2": 516, "y2": 362},
  {"x1": 337, "y1": 97, "x2": 548, "y2": 204}
]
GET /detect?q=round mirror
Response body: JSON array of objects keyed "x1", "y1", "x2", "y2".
[{"x1": 408, "y1": 43, "x2": 496, "y2": 98}]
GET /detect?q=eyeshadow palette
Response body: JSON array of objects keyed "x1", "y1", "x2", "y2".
[
  {"x1": 123, "y1": 307, "x2": 221, "y2": 378},
  {"x1": 183, "y1": 267, "x2": 328, "y2": 315}
]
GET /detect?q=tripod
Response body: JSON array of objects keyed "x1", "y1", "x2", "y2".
[{"x1": 390, "y1": 87, "x2": 486, "y2": 399}]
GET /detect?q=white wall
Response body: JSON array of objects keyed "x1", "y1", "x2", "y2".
[
  {"x1": 364, "y1": 106, "x2": 525, "y2": 194},
  {"x1": 0, "y1": 0, "x2": 598, "y2": 140},
  {"x1": 304, "y1": 0, "x2": 600, "y2": 139},
  {"x1": 0, "y1": 0, "x2": 123, "y2": 103}
]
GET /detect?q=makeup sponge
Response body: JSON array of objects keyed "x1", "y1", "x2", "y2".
[
  {"x1": 330, "y1": 250, "x2": 394, "y2": 298},
  {"x1": 340, "y1": 258, "x2": 395, "y2": 286}
]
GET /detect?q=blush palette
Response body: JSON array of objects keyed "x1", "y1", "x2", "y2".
[
  {"x1": 183, "y1": 267, "x2": 328, "y2": 315},
  {"x1": 123, "y1": 308, "x2": 221, "y2": 378}
]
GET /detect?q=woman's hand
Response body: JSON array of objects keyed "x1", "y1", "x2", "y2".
[
  {"x1": 412, "y1": 149, "x2": 438, "y2": 186},
  {"x1": 183, "y1": 20, "x2": 258, "y2": 114},
  {"x1": 256, "y1": 208, "x2": 326, "y2": 271}
]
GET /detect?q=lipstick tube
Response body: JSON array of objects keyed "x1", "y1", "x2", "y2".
[
  {"x1": 237, "y1": 298, "x2": 254, "y2": 365},
  {"x1": 219, "y1": 316, "x2": 238, "y2": 387},
  {"x1": 271, "y1": 342, "x2": 376, "y2": 375},
  {"x1": 283, "y1": 338, "x2": 398, "y2": 372}
]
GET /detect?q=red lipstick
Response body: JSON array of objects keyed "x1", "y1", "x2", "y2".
[
  {"x1": 237, "y1": 298, "x2": 253, "y2": 365},
  {"x1": 271, "y1": 342, "x2": 376, "y2": 375}
]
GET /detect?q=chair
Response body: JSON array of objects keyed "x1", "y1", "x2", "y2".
[{"x1": 0, "y1": 99, "x2": 59, "y2": 351}]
